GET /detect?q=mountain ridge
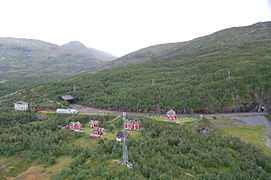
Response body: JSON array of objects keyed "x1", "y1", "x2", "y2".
[
  {"x1": 113, "y1": 21, "x2": 271, "y2": 64},
  {"x1": 0, "y1": 37, "x2": 116, "y2": 96},
  {"x1": 61, "y1": 41, "x2": 117, "y2": 61}
]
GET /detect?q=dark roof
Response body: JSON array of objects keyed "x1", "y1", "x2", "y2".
[
  {"x1": 116, "y1": 131, "x2": 129, "y2": 138},
  {"x1": 14, "y1": 101, "x2": 28, "y2": 105}
]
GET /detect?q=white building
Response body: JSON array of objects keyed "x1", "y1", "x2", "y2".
[{"x1": 14, "y1": 101, "x2": 28, "y2": 111}]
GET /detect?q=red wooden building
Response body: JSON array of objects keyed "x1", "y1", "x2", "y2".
[
  {"x1": 62, "y1": 121, "x2": 82, "y2": 130},
  {"x1": 124, "y1": 120, "x2": 142, "y2": 131},
  {"x1": 89, "y1": 120, "x2": 101, "y2": 128},
  {"x1": 165, "y1": 109, "x2": 177, "y2": 120},
  {"x1": 93, "y1": 127, "x2": 106, "y2": 135}
]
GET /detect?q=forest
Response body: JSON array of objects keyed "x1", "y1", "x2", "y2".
[
  {"x1": 1, "y1": 22, "x2": 270, "y2": 113},
  {"x1": 0, "y1": 110, "x2": 270, "y2": 179},
  {"x1": 6, "y1": 39, "x2": 270, "y2": 114}
]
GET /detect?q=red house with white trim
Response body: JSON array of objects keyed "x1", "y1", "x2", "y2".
[
  {"x1": 124, "y1": 120, "x2": 142, "y2": 131},
  {"x1": 62, "y1": 121, "x2": 82, "y2": 130},
  {"x1": 89, "y1": 120, "x2": 101, "y2": 128},
  {"x1": 93, "y1": 127, "x2": 106, "y2": 135},
  {"x1": 165, "y1": 109, "x2": 177, "y2": 120}
]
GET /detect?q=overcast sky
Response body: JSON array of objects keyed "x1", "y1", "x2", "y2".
[{"x1": 0, "y1": 0, "x2": 270, "y2": 56}]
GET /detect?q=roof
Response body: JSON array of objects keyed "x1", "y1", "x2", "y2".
[
  {"x1": 61, "y1": 95, "x2": 75, "y2": 100},
  {"x1": 70, "y1": 121, "x2": 82, "y2": 126},
  {"x1": 124, "y1": 119, "x2": 141, "y2": 124},
  {"x1": 89, "y1": 120, "x2": 100, "y2": 124},
  {"x1": 93, "y1": 127, "x2": 106, "y2": 132},
  {"x1": 14, "y1": 101, "x2": 28, "y2": 105},
  {"x1": 116, "y1": 131, "x2": 129, "y2": 138},
  {"x1": 166, "y1": 109, "x2": 176, "y2": 115},
  {"x1": 89, "y1": 134, "x2": 100, "y2": 137}
]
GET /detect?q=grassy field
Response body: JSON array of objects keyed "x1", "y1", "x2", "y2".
[
  {"x1": 0, "y1": 156, "x2": 33, "y2": 179},
  {"x1": 216, "y1": 125, "x2": 271, "y2": 155},
  {"x1": 209, "y1": 116, "x2": 246, "y2": 127},
  {"x1": 0, "y1": 156, "x2": 72, "y2": 180},
  {"x1": 46, "y1": 156, "x2": 72, "y2": 177},
  {"x1": 149, "y1": 116, "x2": 199, "y2": 124}
]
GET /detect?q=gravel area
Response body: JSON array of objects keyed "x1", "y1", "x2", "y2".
[
  {"x1": 231, "y1": 116, "x2": 271, "y2": 127},
  {"x1": 231, "y1": 115, "x2": 271, "y2": 148}
]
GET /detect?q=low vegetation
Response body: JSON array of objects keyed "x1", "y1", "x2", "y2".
[
  {"x1": 0, "y1": 110, "x2": 270, "y2": 179},
  {"x1": 216, "y1": 125, "x2": 270, "y2": 155},
  {"x1": 1, "y1": 22, "x2": 270, "y2": 113},
  {"x1": 5, "y1": 27, "x2": 269, "y2": 114}
]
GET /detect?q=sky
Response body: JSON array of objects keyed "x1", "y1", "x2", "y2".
[{"x1": 0, "y1": 0, "x2": 270, "y2": 57}]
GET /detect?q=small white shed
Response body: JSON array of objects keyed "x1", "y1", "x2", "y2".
[{"x1": 14, "y1": 101, "x2": 28, "y2": 111}]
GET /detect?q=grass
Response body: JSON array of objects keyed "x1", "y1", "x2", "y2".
[
  {"x1": 72, "y1": 137, "x2": 98, "y2": 149},
  {"x1": 12, "y1": 166, "x2": 49, "y2": 180},
  {"x1": 209, "y1": 116, "x2": 246, "y2": 127},
  {"x1": 0, "y1": 156, "x2": 32, "y2": 179},
  {"x1": 46, "y1": 156, "x2": 72, "y2": 176},
  {"x1": 0, "y1": 155, "x2": 72, "y2": 179},
  {"x1": 78, "y1": 113, "x2": 114, "y2": 116},
  {"x1": 216, "y1": 125, "x2": 271, "y2": 154},
  {"x1": 178, "y1": 118, "x2": 199, "y2": 125},
  {"x1": 149, "y1": 116, "x2": 199, "y2": 124}
]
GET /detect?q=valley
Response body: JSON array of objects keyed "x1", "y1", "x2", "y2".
[{"x1": 0, "y1": 21, "x2": 271, "y2": 179}]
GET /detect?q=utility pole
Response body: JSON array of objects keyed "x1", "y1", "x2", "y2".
[
  {"x1": 73, "y1": 84, "x2": 76, "y2": 93},
  {"x1": 228, "y1": 69, "x2": 231, "y2": 79},
  {"x1": 122, "y1": 112, "x2": 128, "y2": 164}
]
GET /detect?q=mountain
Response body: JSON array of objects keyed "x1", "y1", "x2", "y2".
[
  {"x1": 112, "y1": 22, "x2": 271, "y2": 64},
  {"x1": 3, "y1": 22, "x2": 271, "y2": 113},
  {"x1": 0, "y1": 38, "x2": 116, "y2": 96},
  {"x1": 61, "y1": 41, "x2": 117, "y2": 61}
]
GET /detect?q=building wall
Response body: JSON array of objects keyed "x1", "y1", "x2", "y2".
[{"x1": 14, "y1": 103, "x2": 28, "y2": 111}]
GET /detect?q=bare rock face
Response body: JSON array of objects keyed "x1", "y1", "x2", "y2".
[{"x1": 223, "y1": 103, "x2": 258, "y2": 113}]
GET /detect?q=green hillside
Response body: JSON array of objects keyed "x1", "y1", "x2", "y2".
[
  {"x1": 12, "y1": 22, "x2": 270, "y2": 113},
  {"x1": 0, "y1": 38, "x2": 116, "y2": 96}
]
